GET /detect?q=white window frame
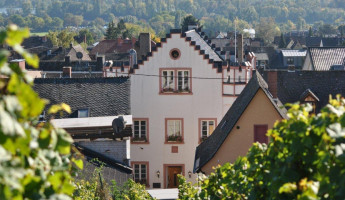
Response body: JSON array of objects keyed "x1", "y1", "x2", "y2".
[
  {"x1": 177, "y1": 70, "x2": 190, "y2": 91},
  {"x1": 133, "y1": 120, "x2": 147, "y2": 139},
  {"x1": 201, "y1": 120, "x2": 215, "y2": 138},
  {"x1": 167, "y1": 120, "x2": 182, "y2": 137},
  {"x1": 162, "y1": 70, "x2": 175, "y2": 91}
]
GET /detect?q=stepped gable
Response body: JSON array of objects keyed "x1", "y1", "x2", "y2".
[{"x1": 132, "y1": 29, "x2": 227, "y2": 74}]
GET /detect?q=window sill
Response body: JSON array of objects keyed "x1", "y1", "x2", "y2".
[
  {"x1": 159, "y1": 91, "x2": 193, "y2": 95},
  {"x1": 165, "y1": 141, "x2": 184, "y2": 144},
  {"x1": 131, "y1": 140, "x2": 150, "y2": 144}
]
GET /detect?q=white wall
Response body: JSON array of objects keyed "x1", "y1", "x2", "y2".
[{"x1": 130, "y1": 33, "x2": 252, "y2": 188}]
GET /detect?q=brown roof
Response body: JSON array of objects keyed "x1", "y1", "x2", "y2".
[{"x1": 90, "y1": 38, "x2": 136, "y2": 55}]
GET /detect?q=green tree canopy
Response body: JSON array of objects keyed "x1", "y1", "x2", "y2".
[
  {"x1": 181, "y1": 15, "x2": 199, "y2": 32},
  {"x1": 0, "y1": 25, "x2": 82, "y2": 199}
]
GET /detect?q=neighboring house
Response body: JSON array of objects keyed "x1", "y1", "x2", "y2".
[
  {"x1": 33, "y1": 77, "x2": 132, "y2": 184},
  {"x1": 270, "y1": 49, "x2": 307, "y2": 70},
  {"x1": 195, "y1": 70, "x2": 345, "y2": 174},
  {"x1": 306, "y1": 37, "x2": 344, "y2": 47},
  {"x1": 302, "y1": 47, "x2": 345, "y2": 71},
  {"x1": 21, "y1": 35, "x2": 53, "y2": 49},
  {"x1": 194, "y1": 71, "x2": 287, "y2": 174},
  {"x1": 130, "y1": 29, "x2": 255, "y2": 189},
  {"x1": 281, "y1": 49, "x2": 307, "y2": 70},
  {"x1": 12, "y1": 56, "x2": 105, "y2": 78},
  {"x1": 255, "y1": 53, "x2": 269, "y2": 70}
]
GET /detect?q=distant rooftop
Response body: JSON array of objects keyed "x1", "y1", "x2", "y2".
[{"x1": 281, "y1": 49, "x2": 307, "y2": 57}]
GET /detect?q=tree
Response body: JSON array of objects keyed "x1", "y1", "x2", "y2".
[
  {"x1": 318, "y1": 24, "x2": 337, "y2": 36},
  {"x1": 105, "y1": 21, "x2": 117, "y2": 39},
  {"x1": 181, "y1": 15, "x2": 199, "y2": 32},
  {"x1": 79, "y1": 29, "x2": 95, "y2": 45},
  {"x1": 256, "y1": 17, "x2": 280, "y2": 45},
  {"x1": 278, "y1": 33, "x2": 286, "y2": 48},
  {"x1": 22, "y1": 0, "x2": 33, "y2": 16},
  {"x1": 0, "y1": 25, "x2": 82, "y2": 199},
  {"x1": 308, "y1": 27, "x2": 313, "y2": 37},
  {"x1": 47, "y1": 29, "x2": 76, "y2": 47},
  {"x1": 179, "y1": 96, "x2": 345, "y2": 199}
]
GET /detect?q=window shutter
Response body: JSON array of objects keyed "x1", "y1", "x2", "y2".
[{"x1": 254, "y1": 125, "x2": 268, "y2": 144}]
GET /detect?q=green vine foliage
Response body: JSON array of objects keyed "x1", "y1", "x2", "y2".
[
  {"x1": 111, "y1": 179, "x2": 155, "y2": 200},
  {"x1": 0, "y1": 25, "x2": 82, "y2": 199},
  {"x1": 179, "y1": 96, "x2": 345, "y2": 200}
]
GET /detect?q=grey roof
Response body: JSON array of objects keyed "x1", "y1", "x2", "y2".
[
  {"x1": 308, "y1": 47, "x2": 345, "y2": 70},
  {"x1": 186, "y1": 30, "x2": 223, "y2": 62},
  {"x1": 74, "y1": 142, "x2": 132, "y2": 174},
  {"x1": 306, "y1": 37, "x2": 322, "y2": 47},
  {"x1": 194, "y1": 71, "x2": 287, "y2": 172},
  {"x1": 255, "y1": 53, "x2": 269, "y2": 61},
  {"x1": 281, "y1": 49, "x2": 307, "y2": 57},
  {"x1": 263, "y1": 70, "x2": 345, "y2": 113},
  {"x1": 33, "y1": 77, "x2": 130, "y2": 119}
]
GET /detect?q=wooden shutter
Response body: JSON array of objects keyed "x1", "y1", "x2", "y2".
[{"x1": 254, "y1": 125, "x2": 268, "y2": 144}]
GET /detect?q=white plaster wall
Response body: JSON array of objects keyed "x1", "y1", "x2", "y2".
[{"x1": 130, "y1": 33, "x2": 226, "y2": 188}]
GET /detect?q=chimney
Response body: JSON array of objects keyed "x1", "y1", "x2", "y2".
[
  {"x1": 139, "y1": 33, "x2": 151, "y2": 59},
  {"x1": 96, "y1": 56, "x2": 105, "y2": 71},
  {"x1": 267, "y1": 71, "x2": 278, "y2": 98},
  {"x1": 129, "y1": 49, "x2": 137, "y2": 68},
  {"x1": 70, "y1": 43, "x2": 73, "y2": 48},
  {"x1": 65, "y1": 56, "x2": 71, "y2": 65},
  {"x1": 62, "y1": 66, "x2": 72, "y2": 78},
  {"x1": 10, "y1": 59, "x2": 26, "y2": 71},
  {"x1": 117, "y1": 38, "x2": 122, "y2": 44},
  {"x1": 237, "y1": 34, "x2": 243, "y2": 64},
  {"x1": 42, "y1": 36, "x2": 47, "y2": 43}
]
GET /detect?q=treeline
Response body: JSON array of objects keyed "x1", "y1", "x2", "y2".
[{"x1": 1, "y1": 0, "x2": 345, "y2": 40}]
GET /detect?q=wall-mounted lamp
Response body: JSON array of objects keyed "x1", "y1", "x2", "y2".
[
  {"x1": 156, "y1": 170, "x2": 160, "y2": 178},
  {"x1": 188, "y1": 171, "x2": 192, "y2": 178}
]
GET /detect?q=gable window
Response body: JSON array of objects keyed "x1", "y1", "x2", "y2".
[
  {"x1": 160, "y1": 69, "x2": 192, "y2": 94},
  {"x1": 170, "y1": 48, "x2": 181, "y2": 60},
  {"x1": 199, "y1": 118, "x2": 217, "y2": 142},
  {"x1": 78, "y1": 108, "x2": 89, "y2": 118},
  {"x1": 166, "y1": 118, "x2": 183, "y2": 143},
  {"x1": 132, "y1": 162, "x2": 149, "y2": 186},
  {"x1": 132, "y1": 119, "x2": 149, "y2": 142}
]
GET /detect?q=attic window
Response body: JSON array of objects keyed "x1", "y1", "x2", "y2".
[
  {"x1": 170, "y1": 48, "x2": 181, "y2": 60},
  {"x1": 78, "y1": 108, "x2": 89, "y2": 118}
]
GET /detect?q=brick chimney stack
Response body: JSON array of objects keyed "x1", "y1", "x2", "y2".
[
  {"x1": 138, "y1": 33, "x2": 151, "y2": 60},
  {"x1": 62, "y1": 66, "x2": 72, "y2": 78},
  {"x1": 237, "y1": 34, "x2": 243, "y2": 64},
  {"x1": 267, "y1": 71, "x2": 278, "y2": 98}
]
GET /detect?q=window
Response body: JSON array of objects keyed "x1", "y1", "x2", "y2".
[
  {"x1": 160, "y1": 69, "x2": 192, "y2": 94},
  {"x1": 78, "y1": 109, "x2": 89, "y2": 118},
  {"x1": 170, "y1": 48, "x2": 181, "y2": 60},
  {"x1": 166, "y1": 119, "x2": 183, "y2": 142},
  {"x1": 287, "y1": 57, "x2": 294, "y2": 65},
  {"x1": 254, "y1": 125, "x2": 268, "y2": 144},
  {"x1": 132, "y1": 162, "x2": 149, "y2": 186},
  {"x1": 132, "y1": 119, "x2": 148, "y2": 142},
  {"x1": 177, "y1": 70, "x2": 190, "y2": 91},
  {"x1": 162, "y1": 70, "x2": 175, "y2": 92},
  {"x1": 199, "y1": 119, "x2": 217, "y2": 142}
]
